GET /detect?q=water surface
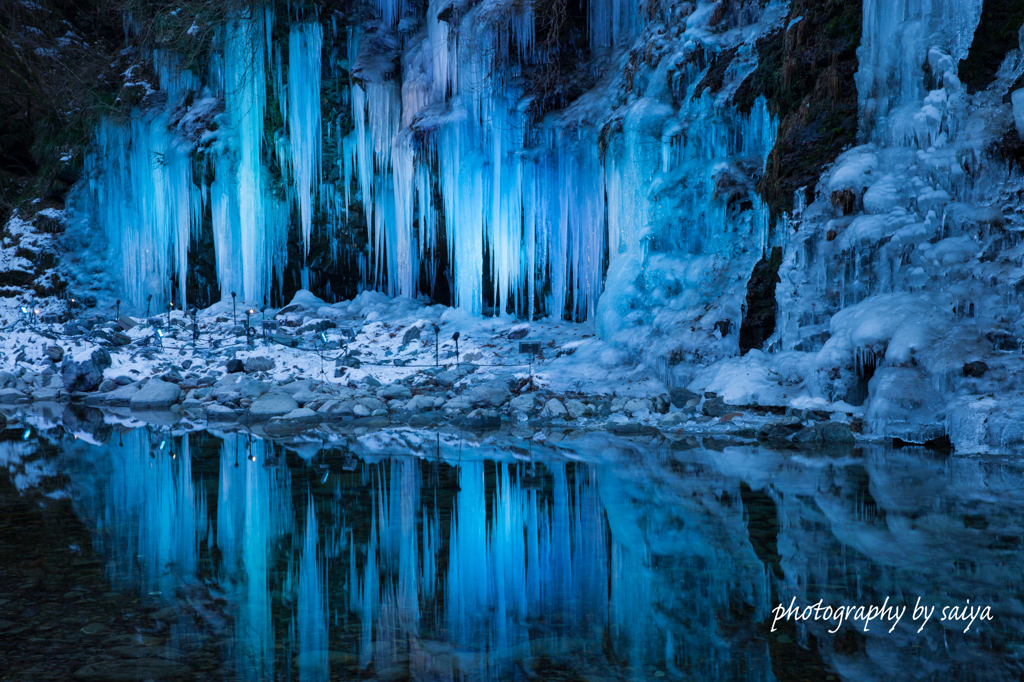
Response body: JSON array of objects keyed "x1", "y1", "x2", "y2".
[{"x1": 1, "y1": 421, "x2": 1021, "y2": 681}]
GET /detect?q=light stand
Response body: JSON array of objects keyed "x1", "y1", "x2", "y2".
[
  {"x1": 433, "y1": 324, "x2": 440, "y2": 366},
  {"x1": 115, "y1": 299, "x2": 121, "y2": 321},
  {"x1": 452, "y1": 331, "x2": 460, "y2": 371},
  {"x1": 231, "y1": 292, "x2": 237, "y2": 327},
  {"x1": 144, "y1": 294, "x2": 152, "y2": 319}
]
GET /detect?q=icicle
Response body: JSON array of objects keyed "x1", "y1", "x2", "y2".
[{"x1": 288, "y1": 22, "x2": 324, "y2": 257}]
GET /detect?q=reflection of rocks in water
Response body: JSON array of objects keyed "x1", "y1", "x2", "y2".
[
  {"x1": 61, "y1": 404, "x2": 111, "y2": 444},
  {"x1": 30, "y1": 428, "x2": 1024, "y2": 681}
]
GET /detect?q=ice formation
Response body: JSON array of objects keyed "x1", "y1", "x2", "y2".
[{"x1": 59, "y1": 0, "x2": 1024, "y2": 448}]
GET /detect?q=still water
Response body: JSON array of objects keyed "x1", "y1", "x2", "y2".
[{"x1": 1, "y1": 420, "x2": 1022, "y2": 681}]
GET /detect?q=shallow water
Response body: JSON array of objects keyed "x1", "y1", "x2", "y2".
[{"x1": 1, "y1": 422, "x2": 1022, "y2": 681}]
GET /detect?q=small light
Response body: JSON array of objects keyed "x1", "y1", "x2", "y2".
[
  {"x1": 320, "y1": 470, "x2": 330, "y2": 484},
  {"x1": 320, "y1": 331, "x2": 328, "y2": 344},
  {"x1": 22, "y1": 428, "x2": 31, "y2": 441},
  {"x1": 170, "y1": 452, "x2": 176, "y2": 459},
  {"x1": 34, "y1": 308, "x2": 40, "y2": 315},
  {"x1": 248, "y1": 454, "x2": 256, "y2": 462},
  {"x1": 20, "y1": 306, "x2": 28, "y2": 314},
  {"x1": 248, "y1": 309, "x2": 255, "y2": 315},
  {"x1": 159, "y1": 439, "x2": 166, "y2": 450},
  {"x1": 157, "y1": 328, "x2": 164, "y2": 338}
]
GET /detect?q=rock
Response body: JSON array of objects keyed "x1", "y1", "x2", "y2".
[
  {"x1": 205, "y1": 404, "x2": 239, "y2": 421},
  {"x1": 0, "y1": 388, "x2": 28, "y2": 405},
  {"x1": 701, "y1": 393, "x2": 729, "y2": 418},
  {"x1": 0, "y1": 372, "x2": 14, "y2": 389},
  {"x1": 669, "y1": 387, "x2": 699, "y2": 408},
  {"x1": 963, "y1": 360, "x2": 989, "y2": 378},
  {"x1": 130, "y1": 379, "x2": 182, "y2": 410},
  {"x1": 464, "y1": 381, "x2": 510, "y2": 408},
  {"x1": 105, "y1": 383, "x2": 141, "y2": 406},
  {"x1": 98, "y1": 379, "x2": 119, "y2": 393},
  {"x1": 509, "y1": 394, "x2": 537, "y2": 416},
  {"x1": 226, "y1": 358, "x2": 245, "y2": 373},
  {"x1": 114, "y1": 375, "x2": 134, "y2": 386},
  {"x1": 247, "y1": 392, "x2": 299, "y2": 420},
  {"x1": 402, "y1": 325, "x2": 421, "y2": 345},
  {"x1": 356, "y1": 397, "x2": 388, "y2": 412},
  {"x1": 30, "y1": 387, "x2": 60, "y2": 401},
  {"x1": 757, "y1": 417, "x2": 803, "y2": 442},
  {"x1": 654, "y1": 394, "x2": 670, "y2": 414},
  {"x1": 61, "y1": 347, "x2": 112, "y2": 392},
  {"x1": 508, "y1": 323, "x2": 530, "y2": 340},
  {"x1": 404, "y1": 394, "x2": 437, "y2": 413},
  {"x1": 360, "y1": 375, "x2": 382, "y2": 388},
  {"x1": 44, "y1": 345, "x2": 64, "y2": 362},
  {"x1": 71, "y1": 658, "x2": 193, "y2": 681},
  {"x1": 244, "y1": 356, "x2": 275, "y2": 373},
  {"x1": 792, "y1": 421, "x2": 856, "y2": 446},
  {"x1": 462, "y1": 408, "x2": 502, "y2": 429},
  {"x1": 541, "y1": 398, "x2": 568, "y2": 419},
  {"x1": 378, "y1": 385, "x2": 413, "y2": 400},
  {"x1": 80, "y1": 622, "x2": 108, "y2": 635},
  {"x1": 278, "y1": 407, "x2": 321, "y2": 423},
  {"x1": 353, "y1": 403, "x2": 371, "y2": 417},
  {"x1": 564, "y1": 399, "x2": 591, "y2": 419},
  {"x1": 623, "y1": 398, "x2": 651, "y2": 416}
]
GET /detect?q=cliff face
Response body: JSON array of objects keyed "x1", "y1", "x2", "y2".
[{"x1": 4, "y1": 0, "x2": 1024, "y2": 450}]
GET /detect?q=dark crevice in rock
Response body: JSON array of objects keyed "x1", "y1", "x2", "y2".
[
  {"x1": 734, "y1": 0, "x2": 862, "y2": 223},
  {"x1": 739, "y1": 246, "x2": 782, "y2": 355},
  {"x1": 960, "y1": 0, "x2": 1024, "y2": 94}
]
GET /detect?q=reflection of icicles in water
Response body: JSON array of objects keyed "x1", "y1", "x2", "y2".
[
  {"x1": 216, "y1": 434, "x2": 293, "y2": 680},
  {"x1": 67, "y1": 429, "x2": 200, "y2": 597},
  {"x1": 297, "y1": 495, "x2": 327, "y2": 682}
]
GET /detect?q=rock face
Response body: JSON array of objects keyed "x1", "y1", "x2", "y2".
[
  {"x1": 61, "y1": 348, "x2": 111, "y2": 392},
  {"x1": 129, "y1": 379, "x2": 182, "y2": 410}
]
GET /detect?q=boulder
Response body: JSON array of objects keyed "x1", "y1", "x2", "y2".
[
  {"x1": 104, "y1": 383, "x2": 141, "y2": 406},
  {"x1": 44, "y1": 346, "x2": 64, "y2": 362},
  {"x1": 404, "y1": 394, "x2": 437, "y2": 413},
  {"x1": 247, "y1": 392, "x2": 299, "y2": 420},
  {"x1": 130, "y1": 379, "x2": 182, "y2": 410},
  {"x1": 244, "y1": 356, "x2": 276, "y2": 373},
  {"x1": 757, "y1": 417, "x2": 803, "y2": 442},
  {"x1": 669, "y1": 387, "x2": 699, "y2": 408},
  {"x1": 402, "y1": 325, "x2": 421, "y2": 345},
  {"x1": 0, "y1": 388, "x2": 28, "y2": 404},
  {"x1": 226, "y1": 358, "x2": 245, "y2": 373},
  {"x1": 277, "y1": 407, "x2": 321, "y2": 423},
  {"x1": 792, "y1": 421, "x2": 856, "y2": 446},
  {"x1": 541, "y1": 398, "x2": 568, "y2": 419},
  {"x1": 462, "y1": 408, "x2": 502, "y2": 429},
  {"x1": 206, "y1": 404, "x2": 240, "y2": 421},
  {"x1": 464, "y1": 381, "x2": 510, "y2": 408},
  {"x1": 564, "y1": 399, "x2": 591, "y2": 419},
  {"x1": 60, "y1": 348, "x2": 112, "y2": 392},
  {"x1": 623, "y1": 398, "x2": 651, "y2": 416},
  {"x1": 379, "y1": 384, "x2": 413, "y2": 401},
  {"x1": 701, "y1": 393, "x2": 729, "y2": 418}
]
